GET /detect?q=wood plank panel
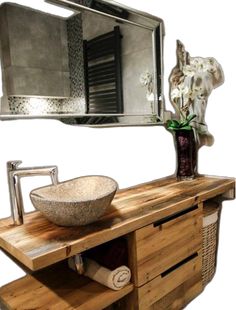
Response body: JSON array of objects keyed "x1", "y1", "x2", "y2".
[
  {"x1": 0, "y1": 176, "x2": 234, "y2": 271},
  {"x1": 0, "y1": 261, "x2": 133, "y2": 310},
  {"x1": 137, "y1": 252, "x2": 202, "y2": 309},
  {"x1": 149, "y1": 272, "x2": 202, "y2": 310},
  {"x1": 133, "y1": 206, "x2": 202, "y2": 286}
]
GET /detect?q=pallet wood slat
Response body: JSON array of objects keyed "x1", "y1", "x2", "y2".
[
  {"x1": 136, "y1": 252, "x2": 202, "y2": 309},
  {"x1": 133, "y1": 206, "x2": 202, "y2": 286},
  {"x1": 149, "y1": 272, "x2": 202, "y2": 310},
  {"x1": 0, "y1": 261, "x2": 133, "y2": 310},
  {"x1": 0, "y1": 176, "x2": 234, "y2": 271}
]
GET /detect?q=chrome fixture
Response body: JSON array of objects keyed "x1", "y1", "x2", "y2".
[
  {"x1": 7, "y1": 160, "x2": 59, "y2": 225},
  {"x1": 68, "y1": 254, "x2": 85, "y2": 275}
]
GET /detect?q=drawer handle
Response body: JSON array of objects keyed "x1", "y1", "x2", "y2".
[
  {"x1": 153, "y1": 205, "x2": 198, "y2": 227},
  {"x1": 161, "y1": 252, "x2": 198, "y2": 278}
]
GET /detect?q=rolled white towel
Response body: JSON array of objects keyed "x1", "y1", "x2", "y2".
[{"x1": 68, "y1": 255, "x2": 131, "y2": 291}]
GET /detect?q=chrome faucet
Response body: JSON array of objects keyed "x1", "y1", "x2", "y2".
[{"x1": 7, "y1": 160, "x2": 59, "y2": 225}]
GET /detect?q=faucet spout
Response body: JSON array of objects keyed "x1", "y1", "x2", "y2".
[{"x1": 7, "y1": 160, "x2": 59, "y2": 225}]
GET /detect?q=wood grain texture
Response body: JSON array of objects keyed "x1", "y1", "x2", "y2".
[
  {"x1": 149, "y1": 272, "x2": 202, "y2": 310},
  {"x1": 0, "y1": 261, "x2": 133, "y2": 310},
  {"x1": 0, "y1": 176, "x2": 234, "y2": 270},
  {"x1": 133, "y1": 205, "x2": 202, "y2": 286},
  {"x1": 136, "y1": 251, "x2": 202, "y2": 309}
]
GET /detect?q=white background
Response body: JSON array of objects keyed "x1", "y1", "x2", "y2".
[{"x1": 0, "y1": 0, "x2": 236, "y2": 309}]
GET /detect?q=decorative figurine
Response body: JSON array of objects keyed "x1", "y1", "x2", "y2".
[
  {"x1": 169, "y1": 40, "x2": 224, "y2": 148},
  {"x1": 167, "y1": 41, "x2": 224, "y2": 179}
]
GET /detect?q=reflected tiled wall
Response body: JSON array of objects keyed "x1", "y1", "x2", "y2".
[
  {"x1": 0, "y1": 4, "x2": 70, "y2": 98},
  {"x1": 5, "y1": 2, "x2": 89, "y2": 115},
  {"x1": 8, "y1": 96, "x2": 85, "y2": 115},
  {"x1": 66, "y1": 14, "x2": 85, "y2": 99}
]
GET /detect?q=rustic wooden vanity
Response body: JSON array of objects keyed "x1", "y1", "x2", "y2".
[{"x1": 0, "y1": 175, "x2": 235, "y2": 310}]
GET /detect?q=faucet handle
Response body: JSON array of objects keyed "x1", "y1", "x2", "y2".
[{"x1": 7, "y1": 160, "x2": 22, "y2": 171}]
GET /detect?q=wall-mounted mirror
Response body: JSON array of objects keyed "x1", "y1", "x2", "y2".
[{"x1": 0, "y1": 0, "x2": 165, "y2": 126}]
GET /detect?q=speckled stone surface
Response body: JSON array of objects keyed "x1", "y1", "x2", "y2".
[{"x1": 30, "y1": 176, "x2": 118, "y2": 226}]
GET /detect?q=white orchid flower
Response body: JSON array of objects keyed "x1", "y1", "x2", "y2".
[
  {"x1": 146, "y1": 92, "x2": 154, "y2": 102},
  {"x1": 171, "y1": 85, "x2": 190, "y2": 100},
  {"x1": 171, "y1": 88, "x2": 181, "y2": 100},
  {"x1": 140, "y1": 71, "x2": 153, "y2": 86}
]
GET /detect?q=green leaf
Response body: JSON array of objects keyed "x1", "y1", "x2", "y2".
[
  {"x1": 180, "y1": 120, "x2": 189, "y2": 127},
  {"x1": 186, "y1": 114, "x2": 197, "y2": 122},
  {"x1": 179, "y1": 125, "x2": 192, "y2": 130},
  {"x1": 166, "y1": 119, "x2": 181, "y2": 130},
  {"x1": 166, "y1": 120, "x2": 174, "y2": 129},
  {"x1": 171, "y1": 119, "x2": 180, "y2": 127}
]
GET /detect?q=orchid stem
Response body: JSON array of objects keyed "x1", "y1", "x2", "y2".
[{"x1": 172, "y1": 100, "x2": 186, "y2": 120}]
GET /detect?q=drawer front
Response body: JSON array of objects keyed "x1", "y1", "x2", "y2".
[
  {"x1": 133, "y1": 205, "x2": 202, "y2": 286},
  {"x1": 137, "y1": 251, "x2": 202, "y2": 309},
  {"x1": 149, "y1": 273, "x2": 202, "y2": 310}
]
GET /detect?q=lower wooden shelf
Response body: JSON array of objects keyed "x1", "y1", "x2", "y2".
[{"x1": 0, "y1": 261, "x2": 133, "y2": 310}]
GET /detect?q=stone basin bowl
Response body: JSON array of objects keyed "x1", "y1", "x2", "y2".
[{"x1": 30, "y1": 176, "x2": 118, "y2": 226}]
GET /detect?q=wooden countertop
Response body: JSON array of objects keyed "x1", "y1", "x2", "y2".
[{"x1": 0, "y1": 175, "x2": 235, "y2": 271}]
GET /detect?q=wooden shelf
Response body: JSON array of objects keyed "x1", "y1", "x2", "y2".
[
  {"x1": 0, "y1": 176, "x2": 234, "y2": 271},
  {"x1": 0, "y1": 261, "x2": 133, "y2": 310}
]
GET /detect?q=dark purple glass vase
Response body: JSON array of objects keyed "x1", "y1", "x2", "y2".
[{"x1": 175, "y1": 129, "x2": 197, "y2": 180}]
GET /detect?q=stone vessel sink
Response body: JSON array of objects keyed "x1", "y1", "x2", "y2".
[{"x1": 30, "y1": 176, "x2": 118, "y2": 226}]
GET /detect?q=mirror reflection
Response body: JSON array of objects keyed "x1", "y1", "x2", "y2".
[{"x1": 0, "y1": 0, "x2": 164, "y2": 125}]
